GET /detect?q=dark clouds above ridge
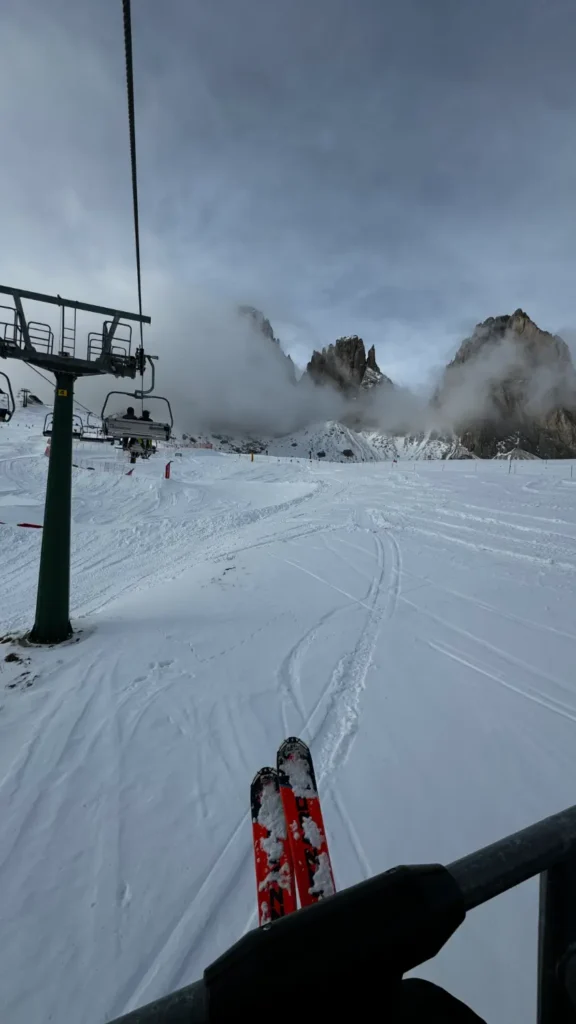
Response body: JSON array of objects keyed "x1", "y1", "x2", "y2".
[{"x1": 1, "y1": 0, "x2": 576, "y2": 399}]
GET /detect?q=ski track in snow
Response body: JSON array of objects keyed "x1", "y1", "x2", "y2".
[{"x1": 1, "y1": 413, "x2": 576, "y2": 1024}]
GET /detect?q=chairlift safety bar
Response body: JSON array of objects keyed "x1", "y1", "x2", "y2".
[
  {"x1": 104, "y1": 418, "x2": 171, "y2": 442},
  {"x1": 105, "y1": 801, "x2": 576, "y2": 1024}
]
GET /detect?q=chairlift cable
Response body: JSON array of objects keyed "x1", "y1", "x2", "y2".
[
  {"x1": 121, "y1": 0, "x2": 146, "y2": 414},
  {"x1": 27, "y1": 364, "x2": 96, "y2": 418}
]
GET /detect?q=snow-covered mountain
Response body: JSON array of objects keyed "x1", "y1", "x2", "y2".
[
  {"x1": 181, "y1": 423, "x2": 475, "y2": 461},
  {"x1": 231, "y1": 307, "x2": 576, "y2": 459},
  {"x1": 435, "y1": 309, "x2": 576, "y2": 457}
]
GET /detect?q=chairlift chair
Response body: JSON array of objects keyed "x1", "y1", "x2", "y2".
[
  {"x1": 78, "y1": 411, "x2": 109, "y2": 443},
  {"x1": 43, "y1": 413, "x2": 84, "y2": 439},
  {"x1": 101, "y1": 394, "x2": 173, "y2": 443},
  {"x1": 0, "y1": 372, "x2": 15, "y2": 423},
  {"x1": 101, "y1": 353, "x2": 173, "y2": 444}
]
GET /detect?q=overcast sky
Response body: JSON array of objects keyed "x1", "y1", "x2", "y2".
[{"x1": 1, "y1": 0, "x2": 576, "y2": 403}]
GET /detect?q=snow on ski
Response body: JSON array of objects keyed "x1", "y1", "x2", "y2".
[
  {"x1": 250, "y1": 766, "x2": 296, "y2": 925},
  {"x1": 277, "y1": 737, "x2": 336, "y2": 908}
]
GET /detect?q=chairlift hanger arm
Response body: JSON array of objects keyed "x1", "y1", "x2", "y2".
[
  {"x1": 140, "y1": 355, "x2": 156, "y2": 396},
  {"x1": 101, "y1": 354, "x2": 160, "y2": 414},
  {"x1": 0, "y1": 285, "x2": 151, "y2": 325},
  {"x1": 0, "y1": 372, "x2": 15, "y2": 421},
  {"x1": 101, "y1": 314, "x2": 122, "y2": 356}
]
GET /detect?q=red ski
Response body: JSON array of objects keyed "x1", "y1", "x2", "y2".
[
  {"x1": 277, "y1": 737, "x2": 336, "y2": 908},
  {"x1": 250, "y1": 766, "x2": 296, "y2": 925}
]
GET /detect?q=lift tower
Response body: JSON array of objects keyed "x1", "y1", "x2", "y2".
[{"x1": 0, "y1": 284, "x2": 151, "y2": 643}]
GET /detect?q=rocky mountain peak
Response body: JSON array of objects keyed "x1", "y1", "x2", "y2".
[
  {"x1": 238, "y1": 305, "x2": 278, "y2": 344},
  {"x1": 437, "y1": 310, "x2": 576, "y2": 458},
  {"x1": 306, "y1": 335, "x2": 390, "y2": 391},
  {"x1": 366, "y1": 344, "x2": 379, "y2": 372},
  {"x1": 237, "y1": 305, "x2": 297, "y2": 383},
  {"x1": 449, "y1": 309, "x2": 572, "y2": 374}
]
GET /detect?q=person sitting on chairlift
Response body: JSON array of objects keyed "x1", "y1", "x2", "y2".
[
  {"x1": 140, "y1": 409, "x2": 152, "y2": 450},
  {"x1": 123, "y1": 405, "x2": 137, "y2": 450}
]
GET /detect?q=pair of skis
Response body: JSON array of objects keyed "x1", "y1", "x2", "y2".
[{"x1": 251, "y1": 736, "x2": 336, "y2": 925}]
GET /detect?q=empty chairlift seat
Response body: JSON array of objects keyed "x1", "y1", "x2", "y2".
[{"x1": 43, "y1": 413, "x2": 84, "y2": 438}]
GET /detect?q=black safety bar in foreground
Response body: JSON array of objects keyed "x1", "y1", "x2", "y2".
[{"x1": 107, "y1": 803, "x2": 576, "y2": 1024}]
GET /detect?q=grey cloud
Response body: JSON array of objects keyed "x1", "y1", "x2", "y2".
[{"x1": 1, "y1": 0, "x2": 576, "y2": 405}]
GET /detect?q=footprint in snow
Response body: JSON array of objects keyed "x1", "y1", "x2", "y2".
[{"x1": 118, "y1": 882, "x2": 132, "y2": 908}]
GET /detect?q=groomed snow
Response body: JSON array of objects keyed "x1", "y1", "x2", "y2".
[{"x1": 1, "y1": 409, "x2": 576, "y2": 1023}]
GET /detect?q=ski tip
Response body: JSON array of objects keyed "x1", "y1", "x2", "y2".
[
  {"x1": 250, "y1": 766, "x2": 278, "y2": 789},
  {"x1": 277, "y1": 736, "x2": 310, "y2": 759},
  {"x1": 277, "y1": 737, "x2": 318, "y2": 791}
]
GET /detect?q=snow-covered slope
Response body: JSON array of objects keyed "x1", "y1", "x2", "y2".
[
  {"x1": 184, "y1": 422, "x2": 471, "y2": 461},
  {"x1": 365, "y1": 430, "x2": 475, "y2": 460},
  {"x1": 1, "y1": 407, "x2": 576, "y2": 1023},
  {"x1": 494, "y1": 448, "x2": 541, "y2": 460}
]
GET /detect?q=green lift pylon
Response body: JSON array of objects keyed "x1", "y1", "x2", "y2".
[{"x1": 0, "y1": 284, "x2": 151, "y2": 644}]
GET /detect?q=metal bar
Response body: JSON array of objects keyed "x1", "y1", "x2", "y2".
[
  {"x1": 448, "y1": 804, "x2": 576, "y2": 911},
  {"x1": 135, "y1": 354, "x2": 155, "y2": 397},
  {"x1": 29, "y1": 372, "x2": 75, "y2": 644},
  {"x1": 106, "y1": 978, "x2": 207, "y2": 1023},
  {"x1": 104, "y1": 418, "x2": 169, "y2": 440},
  {"x1": 106, "y1": 806, "x2": 576, "y2": 1024},
  {"x1": 101, "y1": 314, "x2": 121, "y2": 355},
  {"x1": 12, "y1": 292, "x2": 33, "y2": 349},
  {"x1": 538, "y1": 855, "x2": 576, "y2": 1023},
  {"x1": 0, "y1": 285, "x2": 151, "y2": 324},
  {"x1": 107, "y1": 864, "x2": 464, "y2": 1024}
]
